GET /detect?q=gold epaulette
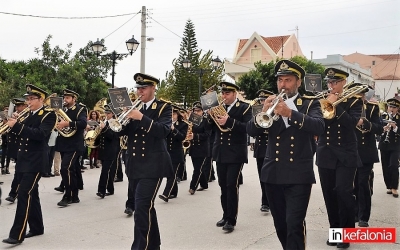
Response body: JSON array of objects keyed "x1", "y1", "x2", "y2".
[
  {"x1": 368, "y1": 100, "x2": 379, "y2": 105},
  {"x1": 159, "y1": 98, "x2": 171, "y2": 104},
  {"x1": 44, "y1": 107, "x2": 53, "y2": 112},
  {"x1": 79, "y1": 102, "x2": 87, "y2": 107},
  {"x1": 354, "y1": 94, "x2": 363, "y2": 99}
]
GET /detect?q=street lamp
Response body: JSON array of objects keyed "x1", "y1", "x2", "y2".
[
  {"x1": 91, "y1": 36, "x2": 140, "y2": 88},
  {"x1": 182, "y1": 56, "x2": 223, "y2": 99}
]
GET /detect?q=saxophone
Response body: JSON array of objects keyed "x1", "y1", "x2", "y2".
[{"x1": 182, "y1": 121, "x2": 193, "y2": 154}]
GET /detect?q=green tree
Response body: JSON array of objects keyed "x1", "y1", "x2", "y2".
[
  {"x1": 165, "y1": 19, "x2": 224, "y2": 108},
  {"x1": 237, "y1": 56, "x2": 326, "y2": 99}
]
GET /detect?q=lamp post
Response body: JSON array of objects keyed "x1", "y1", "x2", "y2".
[
  {"x1": 182, "y1": 56, "x2": 223, "y2": 99},
  {"x1": 91, "y1": 36, "x2": 140, "y2": 88}
]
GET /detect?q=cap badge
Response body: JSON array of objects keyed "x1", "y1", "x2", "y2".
[
  {"x1": 327, "y1": 69, "x2": 335, "y2": 76},
  {"x1": 136, "y1": 76, "x2": 143, "y2": 81},
  {"x1": 27, "y1": 86, "x2": 32, "y2": 91},
  {"x1": 222, "y1": 84, "x2": 227, "y2": 88},
  {"x1": 280, "y1": 61, "x2": 289, "y2": 70}
]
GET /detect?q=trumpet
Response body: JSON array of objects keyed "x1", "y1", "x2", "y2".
[
  {"x1": 0, "y1": 106, "x2": 31, "y2": 135},
  {"x1": 255, "y1": 89, "x2": 287, "y2": 128},
  {"x1": 109, "y1": 96, "x2": 143, "y2": 132}
]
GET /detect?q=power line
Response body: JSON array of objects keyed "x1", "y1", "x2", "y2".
[
  {"x1": 0, "y1": 11, "x2": 138, "y2": 19},
  {"x1": 104, "y1": 12, "x2": 140, "y2": 39}
]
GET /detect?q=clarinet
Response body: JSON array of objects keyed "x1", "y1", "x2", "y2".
[{"x1": 383, "y1": 112, "x2": 394, "y2": 143}]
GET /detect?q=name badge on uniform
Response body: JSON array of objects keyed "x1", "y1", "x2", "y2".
[
  {"x1": 151, "y1": 102, "x2": 157, "y2": 109},
  {"x1": 296, "y1": 98, "x2": 302, "y2": 106}
]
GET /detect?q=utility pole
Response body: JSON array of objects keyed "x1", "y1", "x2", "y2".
[{"x1": 140, "y1": 6, "x2": 147, "y2": 73}]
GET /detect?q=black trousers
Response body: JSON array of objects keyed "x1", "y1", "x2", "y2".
[
  {"x1": 47, "y1": 146, "x2": 56, "y2": 174},
  {"x1": 162, "y1": 162, "x2": 182, "y2": 197},
  {"x1": 116, "y1": 149, "x2": 125, "y2": 180},
  {"x1": 1, "y1": 146, "x2": 10, "y2": 169},
  {"x1": 265, "y1": 183, "x2": 311, "y2": 250},
  {"x1": 60, "y1": 151, "x2": 80, "y2": 199},
  {"x1": 9, "y1": 172, "x2": 44, "y2": 241},
  {"x1": 97, "y1": 158, "x2": 117, "y2": 194},
  {"x1": 216, "y1": 162, "x2": 243, "y2": 225},
  {"x1": 256, "y1": 157, "x2": 269, "y2": 207},
  {"x1": 318, "y1": 166, "x2": 356, "y2": 228},
  {"x1": 190, "y1": 157, "x2": 208, "y2": 190},
  {"x1": 9, "y1": 165, "x2": 20, "y2": 199},
  {"x1": 354, "y1": 163, "x2": 374, "y2": 222},
  {"x1": 380, "y1": 150, "x2": 399, "y2": 189},
  {"x1": 130, "y1": 178, "x2": 162, "y2": 250}
]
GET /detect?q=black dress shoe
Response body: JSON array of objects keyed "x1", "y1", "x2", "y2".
[
  {"x1": 105, "y1": 192, "x2": 114, "y2": 196},
  {"x1": 2, "y1": 237, "x2": 22, "y2": 244},
  {"x1": 260, "y1": 205, "x2": 270, "y2": 212},
  {"x1": 54, "y1": 187, "x2": 64, "y2": 193},
  {"x1": 169, "y1": 194, "x2": 177, "y2": 199},
  {"x1": 42, "y1": 173, "x2": 51, "y2": 178},
  {"x1": 124, "y1": 207, "x2": 133, "y2": 215},
  {"x1": 158, "y1": 194, "x2": 168, "y2": 202},
  {"x1": 114, "y1": 178, "x2": 123, "y2": 182},
  {"x1": 222, "y1": 222, "x2": 235, "y2": 232},
  {"x1": 216, "y1": 219, "x2": 226, "y2": 227},
  {"x1": 57, "y1": 198, "x2": 71, "y2": 207},
  {"x1": 49, "y1": 173, "x2": 55, "y2": 177},
  {"x1": 71, "y1": 197, "x2": 80, "y2": 203},
  {"x1": 358, "y1": 220, "x2": 369, "y2": 227},
  {"x1": 96, "y1": 192, "x2": 105, "y2": 199},
  {"x1": 5, "y1": 196, "x2": 16, "y2": 203},
  {"x1": 25, "y1": 232, "x2": 43, "y2": 238},
  {"x1": 197, "y1": 187, "x2": 208, "y2": 191},
  {"x1": 326, "y1": 240, "x2": 337, "y2": 246},
  {"x1": 337, "y1": 243, "x2": 350, "y2": 248}
]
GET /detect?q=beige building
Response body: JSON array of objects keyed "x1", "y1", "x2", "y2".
[
  {"x1": 224, "y1": 32, "x2": 303, "y2": 81},
  {"x1": 343, "y1": 53, "x2": 400, "y2": 101}
]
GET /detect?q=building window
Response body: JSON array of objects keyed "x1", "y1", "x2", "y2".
[
  {"x1": 251, "y1": 48, "x2": 262, "y2": 63},
  {"x1": 372, "y1": 61, "x2": 375, "y2": 65}
]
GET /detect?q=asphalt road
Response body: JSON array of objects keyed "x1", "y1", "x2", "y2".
[{"x1": 0, "y1": 149, "x2": 399, "y2": 250}]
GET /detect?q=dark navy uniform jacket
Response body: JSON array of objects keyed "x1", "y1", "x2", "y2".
[
  {"x1": 251, "y1": 132, "x2": 269, "y2": 159},
  {"x1": 167, "y1": 120, "x2": 188, "y2": 163},
  {"x1": 316, "y1": 96, "x2": 363, "y2": 169},
  {"x1": 97, "y1": 121, "x2": 119, "y2": 161},
  {"x1": 10, "y1": 107, "x2": 57, "y2": 173},
  {"x1": 120, "y1": 99, "x2": 173, "y2": 179},
  {"x1": 378, "y1": 112, "x2": 400, "y2": 151},
  {"x1": 356, "y1": 101, "x2": 383, "y2": 164},
  {"x1": 189, "y1": 118, "x2": 211, "y2": 158},
  {"x1": 55, "y1": 103, "x2": 87, "y2": 152},
  {"x1": 211, "y1": 100, "x2": 252, "y2": 164},
  {"x1": 247, "y1": 95, "x2": 324, "y2": 184}
]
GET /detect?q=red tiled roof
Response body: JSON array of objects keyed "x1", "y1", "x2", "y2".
[
  {"x1": 370, "y1": 54, "x2": 400, "y2": 60},
  {"x1": 237, "y1": 39, "x2": 248, "y2": 53},
  {"x1": 261, "y1": 35, "x2": 290, "y2": 54},
  {"x1": 236, "y1": 35, "x2": 291, "y2": 54},
  {"x1": 375, "y1": 75, "x2": 400, "y2": 80}
]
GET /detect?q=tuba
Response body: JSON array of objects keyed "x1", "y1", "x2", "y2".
[
  {"x1": 319, "y1": 84, "x2": 368, "y2": 119},
  {"x1": 255, "y1": 89, "x2": 287, "y2": 128},
  {"x1": 109, "y1": 96, "x2": 143, "y2": 132}
]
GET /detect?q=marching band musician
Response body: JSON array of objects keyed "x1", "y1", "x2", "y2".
[
  {"x1": 316, "y1": 68, "x2": 363, "y2": 249},
  {"x1": 87, "y1": 110, "x2": 101, "y2": 169},
  {"x1": 210, "y1": 81, "x2": 252, "y2": 233},
  {"x1": 55, "y1": 89, "x2": 87, "y2": 207},
  {"x1": 96, "y1": 106, "x2": 119, "y2": 198},
  {"x1": 159, "y1": 104, "x2": 188, "y2": 201},
  {"x1": 121, "y1": 73, "x2": 173, "y2": 250},
  {"x1": 4, "y1": 98, "x2": 28, "y2": 203},
  {"x1": 249, "y1": 89, "x2": 274, "y2": 213},
  {"x1": 378, "y1": 98, "x2": 400, "y2": 198},
  {"x1": 2, "y1": 84, "x2": 57, "y2": 244},
  {"x1": 247, "y1": 60, "x2": 324, "y2": 249},
  {"x1": 353, "y1": 84, "x2": 383, "y2": 227},
  {"x1": 188, "y1": 101, "x2": 211, "y2": 194}
]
